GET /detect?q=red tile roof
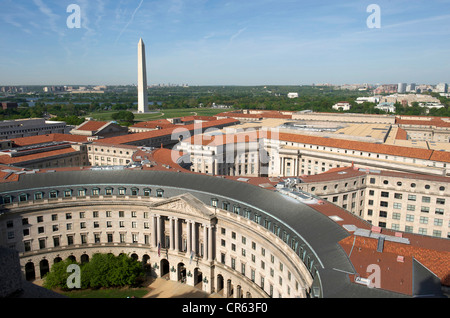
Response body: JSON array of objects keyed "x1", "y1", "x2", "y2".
[
  {"x1": 99, "y1": 118, "x2": 239, "y2": 145},
  {"x1": 395, "y1": 127, "x2": 408, "y2": 140},
  {"x1": 272, "y1": 131, "x2": 449, "y2": 162},
  {"x1": 75, "y1": 121, "x2": 110, "y2": 131},
  {"x1": 0, "y1": 147, "x2": 78, "y2": 165},
  {"x1": 11, "y1": 134, "x2": 89, "y2": 147},
  {"x1": 396, "y1": 117, "x2": 450, "y2": 128},
  {"x1": 131, "y1": 119, "x2": 174, "y2": 129}
]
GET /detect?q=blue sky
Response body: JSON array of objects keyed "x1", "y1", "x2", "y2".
[{"x1": 1, "y1": 0, "x2": 449, "y2": 86}]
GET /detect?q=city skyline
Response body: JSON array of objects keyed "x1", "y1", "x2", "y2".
[{"x1": 1, "y1": 0, "x2": 450, "y2": 86}]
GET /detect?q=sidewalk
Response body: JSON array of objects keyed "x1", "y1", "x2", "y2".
[{"x1": 143, "y1": 277, "x2": 222, "y2": 298}]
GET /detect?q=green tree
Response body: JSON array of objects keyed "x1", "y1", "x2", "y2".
[
  {"x1": 111, "y1": 110, "x2": 135, "y2": 125},
  {"x1": 43, "y1": 258, "x2": 78, "y2": 290}
]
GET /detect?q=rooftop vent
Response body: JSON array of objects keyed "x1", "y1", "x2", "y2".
[{"x1": 376, "y1": 237, "x2": 385, "y2": 253}]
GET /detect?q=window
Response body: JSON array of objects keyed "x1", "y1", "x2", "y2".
[
  {"x1": 433, "y1": 230, "x2": 442, "y2": 238},
  {"x1": 105, "y1": 188, "x2": 113, "y2": 196},
  {"x1": 393, "y1": 202, "x2": 402, "y2": 209},
  {"x1": 222, "y1": 202, "x2": 229, "y2": 210},
  {"x1": 156, "y1": 189, "x2": 164, "y2": 197},
  {"x1": 392, "y1": 212, "x2": 401, "y2": 220},
  {"x1": 131, "y1": 188, "x2": 139, "y2": 196},
  {"x1": 34, "y1": 192, "x2": 43, "y2": 200},
  {"x1": 421, "y1": 206, "x2": 430, "y2": 213},
  {"x1": 379, "y1": 211, "x2": 388, "y2": 218},
  {"x1": 405, "y1": 226, "x2": 413, "y2": 233},
  {"x1": 143, "y1": 188, "x2": 151, "y2": 196},
  {"x1": 381, "y1": 191, "x2": 389, "y2": 198},
  {"x1": 211, "y1": 198, "x2": 218, "y2": 207},
  {"x1": 435, "y1": 208, "x2": 444, "y2": 215},
  {"x1": 118, "y1": 188, "x2": 126, "y2": 196},
  {"x1": 434, "y1": 219, "x2": 443, "y2": 226},
  {"x1": 422, "y1": 196, "x2": 431, "y2": 203},
  {"x1": 19, "y1": 193, "x2": 28, "y2": 202},
  {"x1": 407, "y1": 204, "x2": 415, "y2": 211},
  {"x1": 436, "y1": 198, "x2": 445, "y2": 205},
  {"x1": 408, "y1": 195, "x2": 416, "y2": 201},
  {"x1": 49, "y1": 191, "x2": 58, "y2": 199},
  {"x1": 2, "y1": 195, "x2": 12, "y2": 204},
  {"x1": 64, "y1": 190, "x2": 72, "y2": 197},
  {"x1": 92, "y1": 188, "x2": 100, "y2": 196},
  {"x1": 394, "y1": 193, "x2": 402, "y2": 199},
  {"x1": 406, "y1": 214, "x2": 414, "y2": 222},
  {"x1": 420, "y1": 216, "x2": 428, "y2": 224}
]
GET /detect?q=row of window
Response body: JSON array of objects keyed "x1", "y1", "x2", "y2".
[
  {"x1": 1, "y1": 187, "x2": 165, "y2": 204},
  {"x1": 23, "y1": 232, "x2": 147, "y2": 251},
  {"x1": 369, "y1": 178, "x2": 446, "y2": 191},
  {"x1": 370, "y1": 191, "x2": 447, "y2": 204},
  {"x1": 373, "y1": 222, "x2": 449, "y2": 238},
  {"x1": 218, "y1": 227, "x2": 302, "y2": 297},
  {"x1": 368, "y1": 209, "x2": 447, "y2": 225}
]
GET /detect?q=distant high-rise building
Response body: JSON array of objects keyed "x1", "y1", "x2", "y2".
[
  {"x1": 137, "y1": 38, "x2": 149, "y2": 114},
  {"x1": 406, "y1": 83, "x2": 416, "y2": 92},
  {"x1": 436, "y1": 83, "x2": 448, "y2": 93},
  {"x1": 398, "y1": 83, "x2": 407, "y2": 93}
]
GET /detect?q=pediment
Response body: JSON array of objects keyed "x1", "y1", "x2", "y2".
[{"x1": 151, "y1": 193, "x2": 215, "y2": 220}]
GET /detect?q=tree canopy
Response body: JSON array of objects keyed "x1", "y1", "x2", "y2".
[{"x1": 43, "y1": 253, "x2": 145, "y2": 291}]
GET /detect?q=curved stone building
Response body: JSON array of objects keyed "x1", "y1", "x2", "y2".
[{"x1": 0, "y1": 168, "x2": 446, "y2": 298}]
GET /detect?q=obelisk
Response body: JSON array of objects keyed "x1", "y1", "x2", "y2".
[{"x1": 137, "y1": 38, "x2": 149, "y2": 113}]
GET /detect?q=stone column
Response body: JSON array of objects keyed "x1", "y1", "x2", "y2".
[
  {"x1": 208, "y1": 225, "x2": 213, "y2": 261},
  {"x1": 170, "y1": 218, "x2": 174, "y2": 251},
  {"x1": 203, "y1": 224, "x2": 207, "y2": 259},
  {"x1": 186, "y1": 221, "x2": 191, "y2": 256},
  {"x1": 175, "y1": 217, "x2": 179, "y2": 252},
  {"x1": 192, "y1": 221, "x2": 197, "y2": 255},
  {"x1": 151, "y1": 215, "x2": 157, "y2": 247},
  {"x1": 157, "y1": 215, "x2": 161, "y2": 248}
]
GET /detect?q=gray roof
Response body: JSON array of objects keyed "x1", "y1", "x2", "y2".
[{"x1": 0, "y1": 169, "x2": 409, "y2": 298}]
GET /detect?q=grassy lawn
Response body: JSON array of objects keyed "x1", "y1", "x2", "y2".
[
  {"x1": 60, "y1": 287, "x2": 150, "y2": 298},
  {"x1": 87, "y1": 108, "x2": 231, "y2": 122}
]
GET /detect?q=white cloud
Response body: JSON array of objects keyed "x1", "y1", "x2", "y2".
[{"x1": 32, "y1": 0, "x2": 65, "y2": 37}]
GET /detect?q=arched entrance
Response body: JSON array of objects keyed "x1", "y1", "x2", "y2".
[
  {"x1": 160, "y1": 259, "x2": 170, "y2": 278},
  {"x1": 227, "y1": 279, "x2": 234, "y2": 298},
  {"x1": 131, "y1": 253, "x2": 138, "y2": 261},
  {"x1": 177, "y1": 262, "x2": 186, "y2": 283},
  {"x1": 54, "y1": 257, "x2": 62, "y2": 264},
  {"x1": 39, "y1": 259, "x2": 50, "y2": 278},
  {"x1": 25, "y1": 262, "x2": 35, "y2": 281},
  {"x1": 216, "y1": 274, "x2": 224, "y2": 295},
  {"x1": 67, "y1": 255, "x2": 76, "y2": 262},
  {"x1": 236, "y1": 285, "x2": 242, "y2": 298},
  {"x1": 80, "y1": 254, "x2": 89, "y2": 264},
  {"x1": 194, "y1": 267, "x2": 203, "y2": 289}
]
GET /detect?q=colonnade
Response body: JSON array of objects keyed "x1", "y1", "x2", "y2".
[{"x1": 151, "y1": 214, "x2": 215, "y2": 262}]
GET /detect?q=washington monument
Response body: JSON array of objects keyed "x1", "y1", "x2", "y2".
[{"x1": 137, "y1": 38, "x2": 149, "y2": 113}]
